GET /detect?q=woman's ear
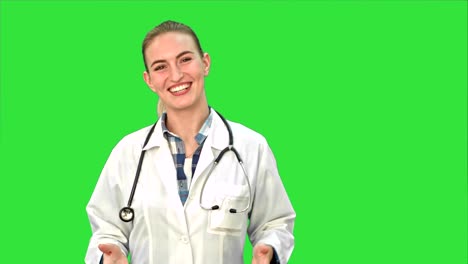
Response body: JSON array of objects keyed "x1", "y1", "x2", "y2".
[
  {"x1": 203, "y1": 53, "x2": 211, "y2": 76},
  {"x1": 143, "y1": 70, "x2": 157, "y2": 93}
]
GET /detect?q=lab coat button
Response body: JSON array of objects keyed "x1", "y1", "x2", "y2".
[{"x1": 180, "y1": 235, "x2": 189, "y2": 244}]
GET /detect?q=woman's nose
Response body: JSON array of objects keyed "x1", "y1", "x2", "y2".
[{"x1": 170, "y1": 66, "x2": 183, "y2": 82}]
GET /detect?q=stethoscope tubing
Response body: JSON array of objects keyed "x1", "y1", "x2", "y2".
[
  {"x1": 127, "y1": 122, "x2": 157, "y2": 207},
  {"x1": 198, "y1": 157, "x2": 252, "y2": 213},
  {"x1": 119, "y1": 110, "x2": 251, "y2": 222},
  {"x1": 119, "y1": 123, "x2": 157, "y2": 222}
]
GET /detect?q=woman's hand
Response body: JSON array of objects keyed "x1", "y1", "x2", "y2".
[
  {"x1": 252, "y1": 244, "x2": 273, "y2": 264},
  {"x1": 98, "y1": 244, "x2": 129, "y2": 264}
]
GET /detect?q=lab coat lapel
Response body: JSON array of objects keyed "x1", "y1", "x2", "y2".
[
  {"x1": 143, "y1": 121, "x2": 181, "y2": 207},
  {"x1": 191, "y1": 111, "x2": 229, "y2": 186},
  {"x1": 154, "y1": 141, "x2": 178, "y2": 199}
]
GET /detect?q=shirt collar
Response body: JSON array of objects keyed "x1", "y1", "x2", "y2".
[{"x1": 161, "y1": 108, "x2": 213, "y2": 145}]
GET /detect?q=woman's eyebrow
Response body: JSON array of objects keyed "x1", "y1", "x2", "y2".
[{"x1": 150, "y1": 51, "x2": 194, "y2": 68}]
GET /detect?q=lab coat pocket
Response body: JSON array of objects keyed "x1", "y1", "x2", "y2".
[{"x1": 207, "y1": 184, "x2": 249, "y2": 236}]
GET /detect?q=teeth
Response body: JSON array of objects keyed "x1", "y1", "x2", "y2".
[{"x1": 170, "y1": 84, "x2": 190, "y2": 92}]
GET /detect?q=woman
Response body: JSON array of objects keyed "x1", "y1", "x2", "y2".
[{"x1": 85, "y1": 20, "x2": 295, "y2": 264}]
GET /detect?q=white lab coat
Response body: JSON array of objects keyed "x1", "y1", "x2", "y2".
[{"x1": 85, "y1": 111, "x2": 295, "y2": 264}]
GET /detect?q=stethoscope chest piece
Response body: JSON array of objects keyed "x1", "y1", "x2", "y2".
[{"x1": 119, "y1": 207, "x2": 134, "y2": 222}]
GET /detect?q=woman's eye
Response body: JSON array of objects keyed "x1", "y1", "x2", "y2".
[
  {"x1": 154, "y1": 65, "x2": 166, "y2": 71},
  {"x1": 181, "y1": 57, "x2": 192, "y2": 63}
]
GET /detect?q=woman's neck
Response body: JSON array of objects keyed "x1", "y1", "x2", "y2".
[{"x1": 165, "y1": 104, "x2": 210, "y2": 142}]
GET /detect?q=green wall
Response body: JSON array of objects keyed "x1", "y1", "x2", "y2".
[{"x1": 0, "y1": 1, "x2": 466, "y2": 263}]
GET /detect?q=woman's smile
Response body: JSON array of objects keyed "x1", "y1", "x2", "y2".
[{"x1": 168, "y1": 82, "x2": 191, "y2": 96}]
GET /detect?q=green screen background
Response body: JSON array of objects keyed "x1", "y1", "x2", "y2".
[{"x1": 0, "y1": 1, "x2": 466, "y2": 263}]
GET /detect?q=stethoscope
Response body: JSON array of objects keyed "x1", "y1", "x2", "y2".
[{"x1": 119, "y1": 110, "x2": 252, "y2": 222}]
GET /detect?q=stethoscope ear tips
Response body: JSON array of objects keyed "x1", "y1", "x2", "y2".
[
  {"x1": 119, "y1": 207, "x2": 135, "y2": 222},
  {"x1": 229, "y1": 208, "x2": 237, "y2": 213},
  {"x1": 211, "y1": 205, "x2": 220, "y2": 210}
]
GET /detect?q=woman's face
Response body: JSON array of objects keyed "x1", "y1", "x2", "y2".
[{"x1": 143, "y1": 32, "x2": 210, "y2": 113}]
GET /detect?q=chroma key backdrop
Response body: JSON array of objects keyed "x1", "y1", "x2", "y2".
[{"x1": 0, "y1": 1, "x2": 466, "y2": 263}]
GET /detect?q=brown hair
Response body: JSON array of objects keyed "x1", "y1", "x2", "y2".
[{"x1": 142, "y1": 20, "x2": 204, "y2": 72}]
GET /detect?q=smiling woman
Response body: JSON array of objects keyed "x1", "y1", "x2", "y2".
[
  {"x1": 141, "y1": 21, "x2": 206, "y2": 116},
  {"x1": 84, "y1": 20, "x2": 295, "y2": 264},
  {"x1": 143, "y1": 31, "x2": 210, "y2": 119}
]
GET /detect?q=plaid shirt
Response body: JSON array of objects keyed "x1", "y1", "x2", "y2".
[{"x1": 161, "y1": 110, "x2": 213, "y2": 205}]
